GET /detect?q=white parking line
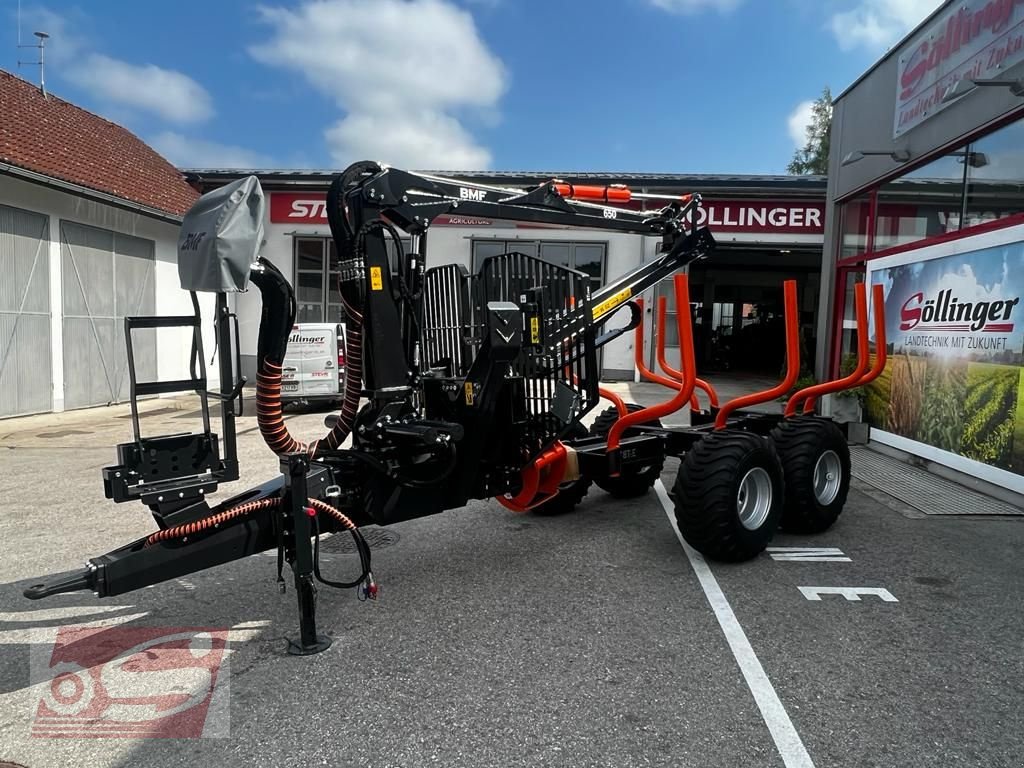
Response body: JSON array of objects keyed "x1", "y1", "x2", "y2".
[
  {"x1": 654, "y1": 481, "x2": 815, "y2": 768},
  {"x1": 798, "y1": 586, "x2": 898, "y2": 602},
  {"x1": 767, "y1": 547, "x2": 851, "y2": 562}
]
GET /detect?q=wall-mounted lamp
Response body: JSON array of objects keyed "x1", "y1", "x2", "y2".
[
  {"x1": 840, "y1": 149, "x2": 912, "y2": 167},
  {"x1": 952, "y1": 150, "x2": 989, "y2": 168},
  {"x1": 941, "y1": 77, "x2": 1024, "y2": 103}
]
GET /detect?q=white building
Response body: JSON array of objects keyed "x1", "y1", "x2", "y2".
[{"x1": 0, "y1": 70, "x2": 210, "y2": 417}]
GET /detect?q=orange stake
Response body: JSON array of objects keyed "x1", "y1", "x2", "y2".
[
  {"x1": 786, "y1": 282, "x2": 869, "y2": 417},
  {"x1": 599, "y1": 386, "x2": 629, "y2": 418},
  {"x1": 803, "y1": 282, "x2": 887, "y2": 412},
  {"x1": 715, "y1": 280, "x2": 801, "y2": 429},
  {"x1": 655, "y1": 295, "x2": 719, "y2": 409},
  {"x1": 634, "y1": 299, "x2": 685, "y2": 390},
  {"x1": 607, "y1": 275, "x2": 696, "y2": 463},
  {"x1": 856, "y1": 283, "x2": 888, "y2": 387}
]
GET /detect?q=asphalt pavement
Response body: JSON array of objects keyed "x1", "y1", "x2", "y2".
[{"x1": 0, "y1": 389, "x2": 1021, "y2": 768}]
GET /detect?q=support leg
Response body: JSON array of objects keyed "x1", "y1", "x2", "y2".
[{"x1": 283, "y1": 453, "x2": 332, "y2": 656}]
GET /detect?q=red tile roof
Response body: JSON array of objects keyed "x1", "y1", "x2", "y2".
[{"x1": 0, "y1": 69, "x2": 198, "y2": 217}]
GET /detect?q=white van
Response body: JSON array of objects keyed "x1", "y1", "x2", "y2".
[{"x1": 281, "y1": 323, "x2": 346, "y2": 407}]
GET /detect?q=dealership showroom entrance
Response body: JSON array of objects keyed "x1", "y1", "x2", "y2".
[{"x1": 655, "y1": 245, "x2": 822, "y2": 378}]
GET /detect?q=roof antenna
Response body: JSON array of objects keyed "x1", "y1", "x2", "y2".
[{"x1": 18, "y1": 30, "x2": 50, "y2": 98}]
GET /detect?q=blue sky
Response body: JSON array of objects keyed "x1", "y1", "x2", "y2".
[{"x1": 6, "y1": 0, "x2": 942, "y2": 173}]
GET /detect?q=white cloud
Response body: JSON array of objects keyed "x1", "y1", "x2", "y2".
[
  {"x1": 830, "y1": 0, "x2": 942, "y2": 52},
  {"x1": 325, "y1": 110, "x2": 491, "y2": 169},
  {"x1": 648, "y1": 0, "x2": 742, "y2": 13},
  {"x1": 66, "y1": 54, "x2": 213, "y2": 124},
  {"x1": 787, "y1": 100, "x2": 814, "y2": 148},
  {"x1": 249, "y1": 0, "x2": 506, "y2": 169},
  {"x1": 150, "y1": 132, "x2": 274, "y2": 169}
]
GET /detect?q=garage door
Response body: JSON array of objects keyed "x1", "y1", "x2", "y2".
[
  {"x1": 61, "y1": 221, "x2": 156, "y2": 409},
  {"x1": 0, "y1": 203, "x2": 51, "y2": 417}
]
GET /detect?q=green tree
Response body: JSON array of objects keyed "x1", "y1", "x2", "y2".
[{"x1": 787, "y1": 87, "x2": 832, "y2": 175}]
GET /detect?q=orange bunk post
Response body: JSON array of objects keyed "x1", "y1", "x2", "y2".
[
  {"x1": 713, "y1": 279, "x2": 801, "y2": 429},
  {"x1": 599, "y1": 386, "x2": 629, "y2": 418},
  {"x1": 655, "y1": 296, "x2": 720, "y2": 410},
  {"x1": 785, "y1": 282, "x2": 869, "y2": 417},
  {"x1": 802, "y1": 282, "x2": 887, "y2": 414},
  {"x1": 606, "y1": 274, "x2": 697, "y2": 473},
  {"x1": 632, "y1": 299, "x2": 699, "y2": 409}
]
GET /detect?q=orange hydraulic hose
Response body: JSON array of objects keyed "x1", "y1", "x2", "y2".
[
  {"x1": 655, "y1": 296, "x2": 719, "y2": 409},
  {"x1": 307, "y1": 498, "x2": 359, "y2": 530},
  {"x1": 785, "y1": 281, "x2": 869, "y2": 417},
  {"x1": 145, "y1": 498, "x2": 280, "y2": 547},
  {"x1": 802, "y1": 282, "x2": 887, "y2": 413},
  {"x1": 607, "y1": 274, "x2": 696, "y2": 459},
  {"x1": 144, "y1": 497, "x2": 359, "y2": 547},
  {"x1": 256, "y1": 361, "x2": 308, "y2": 455},
  {"x1": 716, "y1": 280, "x2": 801, "y2": 428}
]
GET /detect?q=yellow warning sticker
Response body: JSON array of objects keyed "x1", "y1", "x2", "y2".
[
  {"x1": 530, "y1": 316, "x2": 540, "y2": 344},
  {"x1": 464, "y1": 381, "x2": 474, "y2": 406},
  {"x1": 591, "y1": 287, "x2": 632, "y2": 321},
  {"x1": 370, "y1": 266, "x2": 383, "y2": 291}
]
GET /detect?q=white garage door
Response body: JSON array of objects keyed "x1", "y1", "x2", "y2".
[
  {"x1": 60, "y1": 221, "x2": 156, "y2": 409},
  {"x1": 0, "y1": 203, "x2": 51, "y2": 418}
]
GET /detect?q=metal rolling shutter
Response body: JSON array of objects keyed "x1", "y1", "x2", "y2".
[
  {"x1": 0, "y1": 203, "x2": 51, "y2": 417},
  {"x1": 60, "y1": 221, "x2": 156, "y2": 409}
]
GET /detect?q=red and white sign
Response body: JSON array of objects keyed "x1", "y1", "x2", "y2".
[
  {"x1": 270, "y1": 192, "x2": 329, "y2": 224},
  {"x1": 270, "y1": 192, "x2": 822, "y2": 234},
  {"x1": 895, "y1": 0, "x2": 1024, "y2": 137},
  {"x1": 686, "y1": 201, "x2": 823, "y2": 234}
]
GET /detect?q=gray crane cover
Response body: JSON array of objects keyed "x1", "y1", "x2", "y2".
[{"x1": 177, "y1": 175, "x2": 265, "y2": 292}]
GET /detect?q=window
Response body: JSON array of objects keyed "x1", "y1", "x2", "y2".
[
  {"x1": 295, "y1": 238, "x2": 327, "y2": 323},
  {"x1": 471, "y1": 239, "x2": 538, "y2": 271},
  {"x1": 838, "y1": 196, "x2": 872, "y2": 259},
  {"x1": 471, "y1": 239, "x2": 606, "y2": 291},
  {"x1": 874, "y1": 153, "x2": 965, "y2": 252},
  {"x1": 838, "y1": 113, "x2": 1024, "y2": 261},
  {"x1": 964, "y1": 120, "x2": 1024, "y2": 228},
  {"x1": 295, "y1": 235, "x2": 408, "y2": 324},
  {"x1": 654, "y1": 273, "x2": 704, "y2": 347}
]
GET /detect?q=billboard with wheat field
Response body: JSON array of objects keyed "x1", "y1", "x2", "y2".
[{"x1": 866, "y1": 228, "x2": 1024, "y2": 488}]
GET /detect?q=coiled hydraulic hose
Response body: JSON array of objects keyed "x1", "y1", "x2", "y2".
[
  {"x1": 248, "y1": 162, "x2": 386, "y2": 460},
  {"x1": 251, "y1": 259, "x2": 309, "y2": 455},
  {"x1": 144, "y1": 496, "x2": 373, "y2": 591},
  {"x1": 249, "y1": 257, "x2": 365, "y2": 458},
  {"x1": 145, "y1": 497, "x2": 280, "y2": 547},
  {"x1": 315, "y1": 295, "x2": 363, "y2": 456},
  {"x1": 145, "y1": 496, "x2": 359, "y2": 546}
]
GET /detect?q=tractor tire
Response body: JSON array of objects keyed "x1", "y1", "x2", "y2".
[
  {"x1": 769, "y1": 416, "x2": 850, "y2": 534},
  {"x1": 673, "y1": 431, "x2": 784, "y2": 562},
  {"x1": 532, "y1": 423, "x2": 593, "y2": 516},
  {"x1": 591, "y1": 403, "x2": 665, "y2": 498}
]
